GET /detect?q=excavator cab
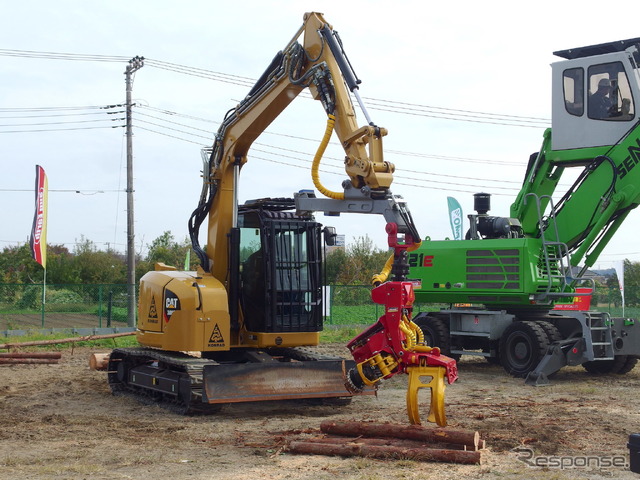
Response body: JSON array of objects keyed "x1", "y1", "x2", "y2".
[
  {"x1": 552, "y1": 38, "x2": 640, "y2": 151},
  {"x1": 235, "y1": 199, "x2": 324, "y2": 335}
]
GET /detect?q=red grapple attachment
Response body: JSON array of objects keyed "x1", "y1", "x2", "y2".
[{"x1": 346, "y1": 223, "x2": 457, "y2": 425}]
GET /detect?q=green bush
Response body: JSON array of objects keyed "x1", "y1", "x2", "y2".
[
  {"x1": 47, "y1": 288, "x2": 84, "y2": 304},
  {"x1": 15, "y1": 285, "x2": 41, "y2": 309},
  {"x1": 93, "y1": 306, "x2": 128, "y2": 324}
]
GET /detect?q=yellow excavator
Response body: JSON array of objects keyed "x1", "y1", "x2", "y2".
[{"x1": 108, "y1": 12, "x2": 455, "y2": 424}]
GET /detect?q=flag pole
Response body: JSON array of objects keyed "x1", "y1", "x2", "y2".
[{"x1": 41, "y1": 267, "x2": 46, "y2": 328}]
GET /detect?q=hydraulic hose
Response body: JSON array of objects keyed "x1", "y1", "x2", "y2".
[
  {"x1": 371, "y1": 254, "x2": 394, "y2": 286},
  {"x1": 371, "y1": 241, "x2": 423, "y2": 286},
  {"x1": 312, "y1": 114, "x2": 344, "y2": 200}
]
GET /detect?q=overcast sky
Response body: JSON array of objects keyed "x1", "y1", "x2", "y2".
[{"x1": 2, "y1": 0, "x2": 639, "y2": 267}]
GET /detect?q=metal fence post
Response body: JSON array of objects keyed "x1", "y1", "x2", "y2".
[
  {"x1": 98, "y1": 284, "x2": 103, "y2": 328},
  {"x1": 107, "y1": 290, "x2": 113, "y2": 328}
]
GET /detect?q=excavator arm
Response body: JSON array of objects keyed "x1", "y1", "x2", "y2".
[
  {"x1": 186, "y1": 12, "x2": 445, "y2": 425},
  {"x1": 189, "y1": 12, "x2": 395, "y2": 281},
  {"x1": 512, "y1": 128, "x2": 640, "y2": 272}
]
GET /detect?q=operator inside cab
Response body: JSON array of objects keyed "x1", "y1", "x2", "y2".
[{"x1": 587, "y1": 71, "x2": 633, "y2": 121}]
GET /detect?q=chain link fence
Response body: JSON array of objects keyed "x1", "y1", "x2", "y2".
[
  {"x1": 1, "y1": 283, "x2": 638, "y2": 334},
  {"x1": 0, "y1": 284, "x2": 131, "y2": 333}
]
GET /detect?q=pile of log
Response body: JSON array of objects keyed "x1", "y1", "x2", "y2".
[
  {"x1": 0, "y1": 352, "x2": 62, "y2": 365},
  {"x1": 287, "y1": 420, "x2": 487, "y2": 465}
]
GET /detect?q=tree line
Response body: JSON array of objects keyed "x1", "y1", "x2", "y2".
[
  {"x1": 0, "y1": 232, "x2": 390, "y2": 286},
  {"x1": 3, "y1": 231, "x2": 639, "y2": 307}
]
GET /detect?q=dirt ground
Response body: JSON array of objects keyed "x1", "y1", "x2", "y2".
[{"x1": 1, "y1": 344, "x2": 639, "y2": 480}]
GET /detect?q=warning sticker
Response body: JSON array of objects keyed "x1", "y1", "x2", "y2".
[
  {"x1": 208, "y1": 324, "x2": 225, "y2": 347},
  {"x1": 148, "y1": 295, "x2": 159, "y2": 323}
]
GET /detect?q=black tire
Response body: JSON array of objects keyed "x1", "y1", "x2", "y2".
[
  {"x1": 537, "y1": 321, "x2": 563, "y2": 343},
  {"x1": 582, "y1": 355, "x2": 638, "y2": 375},
  {"x1": 484, "y1": 344, "x2": 501, "y2": 365},
  {"x1": 618, "y1": 355, "x2": 639, "y2": 374},
  {"x1": 499, "y1": 321, "x2": 550, "y2": 377},
  {"x1": 413, "y1": 314, "x2": 460, "y2": 360}
]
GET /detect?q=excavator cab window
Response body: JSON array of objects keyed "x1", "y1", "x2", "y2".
[
  {"x1": 587, "y1": 62, "x2": 634, "y2": 120},
  {"x1": 563, "y1": 67, "x2": 584, "y2": 116}
]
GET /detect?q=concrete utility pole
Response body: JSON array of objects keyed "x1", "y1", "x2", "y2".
[{"x1": 125, "y1": 56, "x2": 144, "y2": 328}]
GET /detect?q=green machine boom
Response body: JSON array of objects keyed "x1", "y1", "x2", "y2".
[{"x1": 409, "y1": 38, "x2": 640, "y2": 384}]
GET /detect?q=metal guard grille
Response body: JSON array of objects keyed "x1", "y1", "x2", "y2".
[{"x1": 465, "y1": 249, "x2": 520, "y2": 290}]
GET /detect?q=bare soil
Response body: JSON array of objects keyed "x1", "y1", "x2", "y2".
[{"x1": 1, "y1": 344, "x2": 639, "y2": 479}]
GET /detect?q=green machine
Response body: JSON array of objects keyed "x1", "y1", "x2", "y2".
[{"x1": 409, "y1": 38, "x2": 640, "y2": 384}]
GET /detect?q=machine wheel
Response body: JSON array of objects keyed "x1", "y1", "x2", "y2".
[
  {"x1": 582, "y1": 355, "x2": 638, "y2": 375},
  {"x1": 499, "y1": 321, "x2": 549, "y2": 377},
  {"x1": 537, "y1": 321, "x2": 563, "y2": 343},
  {"x1": 483, "y1": 343, "x2": 501, "y2": 365},
  {"x1": 413, "y1": 314, "x2": 460, "y2": 360}
]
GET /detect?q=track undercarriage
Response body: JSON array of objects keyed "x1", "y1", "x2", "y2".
[{"x1": 107, "y1": 347, "x2": 357, "y2": 413}]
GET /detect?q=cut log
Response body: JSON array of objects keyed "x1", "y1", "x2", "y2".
[
  {"x1": 320, "y1": 421, "x2": 479, "y2": 450},
  {"x1": 300, "y1": 435, "x2": 468, "y2": 451},
  {"x1": 0, "y1": 358, "x2": 59, "y2": 365},
  {"x1": 0, "y1": 352, "x2": 62, "y2": 359},
  {"x1": 89, "y1": 353, "x2": 111, "y2": 371},
  {"x1": 0, "y1": 332, "x2": 135, "y2": 350},
  {"x1": 288, "y1": 440, "x2": 482, "y2": 464}
]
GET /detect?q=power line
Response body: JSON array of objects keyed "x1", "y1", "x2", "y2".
[
  {"x1": 0, "y1": 118, "x2": 124, "y2": 128},
  {"x1": 0, "y1": 104, "x2": 120, "y2": 112},
  {"x1": 0, "y1": 189, "x2": 121, "y2": 193},
  {"x1": 130, "y1": 105, "x2": 529, "y2": 192},
  {"x1": 0, "y1": 111, "x2": 124, "y2": 119},
  {"x1": 2, "y1": 48, "x2": 550, "y2": 127},
  {"x1": 0, "y1": 125, "x2": 123, "y2": 133},
  {"x1": 0, "y1": 104, "x2": 125, "y2": 133},
  {"x1": 0, "y1": 49, "x2": 128, "y2": 62},
  {"x1": 134, "y1": 103, "x2": 526, "y2": 167}
]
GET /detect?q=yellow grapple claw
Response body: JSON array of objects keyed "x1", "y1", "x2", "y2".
[{"x1": 406, "y1": 365, "x2": 447, "y2": 426}]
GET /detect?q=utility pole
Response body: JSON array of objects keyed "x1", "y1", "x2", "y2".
[{"x1": 125, "y1": 56, "x2": 144, "y2": 328}]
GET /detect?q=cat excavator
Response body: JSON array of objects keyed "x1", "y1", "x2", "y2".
[{"x1": 108, "y1": 12, "x2": 455, "y2": 425}]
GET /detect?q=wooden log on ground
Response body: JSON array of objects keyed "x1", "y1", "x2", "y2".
[
  {"x1": 288, "y1": 440, "x2": 482, "y2": 464},
  {"x1": 0, "y1": 352, "x2": 62, "y2": 359},
  {"x1": 89, "y1": 353, "x2": 111, "y2": 371},
  {"x1": 0, "y1": 358, "x2": 59, "y2": 365},
  {"x1": 0, "y1": 332, "x2": 135, "y2": 350},
  {"x1": 299, "y1": 435, "x2": 468, "y2": 451},
  {"x1": 320, "y1": 421, "x2": 480, "y2": 450}
]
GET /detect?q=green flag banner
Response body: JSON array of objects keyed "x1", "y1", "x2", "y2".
[{"x1": 447, "y1": 196, "x2": 463, "y2": 240}]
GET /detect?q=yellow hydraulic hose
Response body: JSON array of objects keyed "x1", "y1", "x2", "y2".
[
  {"x1": 371, "y1": 254, "x2": 394, "y2": 286},
  {"x1": 399, "y1": 316, "x2": 416, "y2": 350},
  {"x1": 312, "y1": 114, "x2": 344, "y2": 200},
  {"x1": 371, "y1": 241, "x2": 423, "y2": 286}
]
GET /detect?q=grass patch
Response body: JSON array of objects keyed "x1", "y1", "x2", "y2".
[
  {"x1": 321, "y1": 325, "x2": 365, "y2": 343},
  {"x1": 0, "y1": 331, "x2": 138, "y2": 350}
]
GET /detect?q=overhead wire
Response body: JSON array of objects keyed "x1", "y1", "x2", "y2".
[
  {"x1": 1, "y1": 49, "x2": 551, "y2": 127},
  {"x1": 0, "y1": 50, "x2": 541, "y2": 215},
  {"x1": 0, "y1": 49, "x2": 129, "y2": 62},
  {"x1": 0, "y1": 104, "x2": 125, "y2": 133}
]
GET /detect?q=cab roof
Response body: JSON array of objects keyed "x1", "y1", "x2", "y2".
[{"x1": 554, "y1": 38, "x2": 640, "y2": 60}]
